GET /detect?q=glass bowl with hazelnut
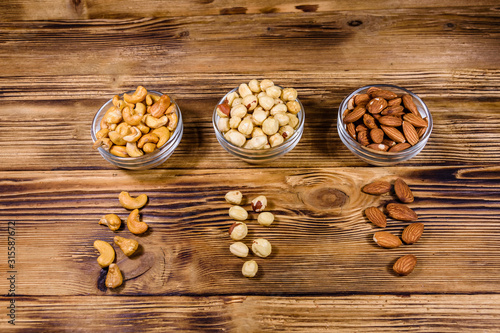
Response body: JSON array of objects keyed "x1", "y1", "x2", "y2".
[
  {"x1": 91, "y1": 87, "x2": 183, "y2": 170},
  {"x1": 337, "y1": 84, "x2": 432, "y2": 166},
  {"x1": 212, "y1": 79, "x2": 305, "y2": 164}
]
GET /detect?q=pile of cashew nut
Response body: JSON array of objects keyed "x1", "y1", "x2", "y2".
[
  {"x1": 93, "y1": 192, "x2": 150, "y2": 289},
  {"x1": 93, "y1": 86, "x2": 178, "y2": 157}
]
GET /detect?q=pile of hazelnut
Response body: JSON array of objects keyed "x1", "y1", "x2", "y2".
[
  {"x1": 224, "y1": 190, "x2": 275, "y2": 277},
  {"x1": 216, "y1": 79, "x2": 301, "y2": 149}
]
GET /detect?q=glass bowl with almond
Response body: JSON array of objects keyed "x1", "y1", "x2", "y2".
[{"x1": 337, "y1": 84, "x2": 432, "y2": 166}]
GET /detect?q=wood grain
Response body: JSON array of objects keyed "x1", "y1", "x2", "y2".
[
  {"x1": 0, "y1": 167, "x2": 498, "y2": 296},
  {"x1": 1, "y1": 295, "x2": 500, "y2": 332}
]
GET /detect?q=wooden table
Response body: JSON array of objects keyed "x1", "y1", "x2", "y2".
[{"x1": 1, "y1": 1, "x2": 500, "y2": 331}]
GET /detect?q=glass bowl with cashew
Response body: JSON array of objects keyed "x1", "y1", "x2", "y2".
[
  {"x1": 212, "y1": 79, "x2": 305, "y2": 164},
  {"x1": 91, "y1": 87, "x2": 183, "y2": 170},
  {"x1": 337, "y1": 84, "x2": 432, "y2": 166}
]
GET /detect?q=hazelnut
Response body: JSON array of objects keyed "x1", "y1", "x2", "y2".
[
  {"x1": 229, "y1": 222, "x2": 248, "y2": 241},
  {"x1": 281, "y1": 88, "x2": 298, "y2": 101},
  {"x1": 251, "y1": 195, "x2": 267, "y2": 212},
  {"x1": 225, "y1": 191, "x2": 243, "y2": 205},
  {"x1": 252, "y1": 238, "x2": 272, "y2": 258},
  {"x1": 229, "y1": 206, "x2": 248, "y2": 221},
  {"x1": 229, "y1": 242, "x2": 249, "y2": 258},
  {"x1": 257, "y1": 212, "x2": 274, "y2": 226},
  {"x1": 242, "y1": 260, "x2": 258, "y2": 277}
]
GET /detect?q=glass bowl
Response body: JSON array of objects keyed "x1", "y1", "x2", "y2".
[
  {"x1": 337, "y1": 84, "x2": 432, "y2": 166},
  {"x1": 91, "y1": 90, "x2": 183, "y2": 170},
  {"x1": 212, "y1": 86, "x2": 305, "y2": 164}
]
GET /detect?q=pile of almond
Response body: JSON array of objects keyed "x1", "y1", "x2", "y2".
[
  {"x1": 343, "y1": 86, "x2": 429, "y2": 152},
  {"x1": 362, "y1": 178, "x2": 423, "y2": 275}
]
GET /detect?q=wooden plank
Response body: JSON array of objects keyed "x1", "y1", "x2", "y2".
[
  {"x1": 0, "y1": 167, "x2": 498, "y2": 296},
  {"x1": 0, "y1": 8, "x2": 499, "y2": 76},
  {"x1": 1, "y1": 295, "x2": 500, "y2": 331},
  {"x1": 0, "y1": 1, "x2": 498, "y2": 20},
  {"x1": 0, "y1": 71, "x2": 499, "y2": 170}
]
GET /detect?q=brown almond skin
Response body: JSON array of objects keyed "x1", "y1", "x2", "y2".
[
  {"x1": 362, "y1": 181, "x2": 391, "y2": 195},
  {"x1": 373, "y1": 231, "x2": 402, "y2": 249},
  {"x1": 393, "y1": 254, "x2": 417, "y2": 275},
  {"x1": 402, "y1": 223, "x2": 424, "y2": 244},
  {"x1": 403, "y1": 113, "x2": 428, "y2": 127},
  {"x1": 344, "y1": 106, "x2": 366, "y2": 123},
  {"x1": 363, "y1": 113, "x2": 378, "y2": 129},
  {"x1": 367, "y1": 143, "x2": 389, "y2": 152},
  {"x1": 402, "y1": 94, "x2": 419, "y2": 116},
  {"x1": 387, "y1": 97, "x2": 402, "y2": 107},
  {"x1": 354, "y1": 93, "x2": 370, "y2": 106},
  {"x1": 379, "y1": 116, "x2": 403, "y2": 127},
  {"x1": 365, "y1": 207, "x2": 387, "y2": 227},
  {"x1": 394, "y1": 178, "x2": 414, "y2": 203},
  {"x1": 389, "y1": 142, "x2": 411, "y2": 152},
  {"x1": 370, "y1": 128, "x2": 384, "y2": 144},
  {"x1": 402, "y1": 121, "x2": 420, "y2": 146},
  {"x1": 370, "y1": 89, "x2": 398, "y2": 100},
  {"x1": 346, "y1": 122, "x2": 356, "y2": 140},
  {"x1": 367, "y1": 97, "x2": 388, "y2": 114},
  {"x1": 381, "y1": 125, "x2": 406, "y2": 143},
  {"x1": 386, "y1": 203, "x2": 418, "y2": 221},
  {"x1": 357, "y1": 130, "x2": 370, "y2": 146}
]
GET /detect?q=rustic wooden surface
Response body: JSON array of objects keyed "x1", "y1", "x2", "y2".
[{"x1": 1, "y1": 1, "x2": 500, "y2": 331}]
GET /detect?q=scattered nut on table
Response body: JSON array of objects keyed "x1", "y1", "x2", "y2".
[
  {"x1": 229, "y1": 242, "x2": 249, "y2": 258},
  {"x1": 251, "y1": 195, "x2": 267, "y2": 212},
  {"x1": 229, "y1": 206, "x2": 248, "y2": 221},
  {"x1": 252, "y1": 238, "x2": 272, "y2": 258},
  {"x1": 257, "y1": 212, "x2": 275, "y2": 226},
  {"x1": 114, "y1": 236, "x2": 139, "y2": 256},
  {"x1": 93, "y1": 86, "x2": 178, "y2": 157},
  {"x1": 216, "y1": 79, "x2": 301, "y2": 149},
  {"x1": 242, "y1": 260, "x2": 259, "y2": 278},
  {"x1": 98, "y1": 214, "x2": 121, "y2": 231},
  {"x1": 119, "y1": 191, "x2": 148, "y2": 210},
  {"x1": 225, "y1": 191, "x2": 243, "y2": 205},
  {"x1": 105, "y1": 263, "x2": 123, "y2": 288},
  {"x1": 127, "y1": 209, "x2": 149, "y2": 235},
  {"x1": 229, "y1": 222, "x2": 248, "y2": 241},
  {"x1": 93, "y1": 240, "x2": 115, "y2": 268}
]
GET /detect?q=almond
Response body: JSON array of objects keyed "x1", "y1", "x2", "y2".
[
  {"x1": 387, "y1": 97, "x2": 402, "y2": 107},
  {"x1": 402, "y1": 94, "x2": 419, "y2": 116},
  {"x1": 357, "y1": 130, "x2": 370, "y2": 146},
  {"x1": 354, "y1": 93, "x2": 370, "y2": 107},
  {"x1": 402, "y1": 121, "x2": 420, "y2": 146},
  {"x1": 402, "y1": 223, "x2": 424, "y2": 244},
  {"x1": 373, "y1": 231, "x2": 402, "y2": 249},
  {"x1": 403, "y1": 113, "x2": 427, "y2": 128},
  {"x1": 363, "y1": 113, "x2": 378, "y2": 129},
  {"x1": 356, "y1": 124, "x2": 368, "y2": 132},
  {"x1": 416, "y1": 125, "x2": 427, "y2": 138},
  {"x1": 365, "y1": 207, "x2": 387, "y2": 227},
  {"x1": 367, "y1": 97, "x2": 387, "y2": 114},
  {"x1": 381, "y1": 125, "x2": 406, "y2": 143},
  {"x1": 347, "y1": 96, "x2": 356, "y2": 110},
  {"x1": 379, "y1": 116, "x2": 403, "y2": 127},
  {"x1": 346, "y1": 122, "x2": 356, "y2": 140},
  {"x1": 366, "y1": 143, "x2": 389, "y2": 152},
  {"x1": 366, "y1": 86, "x2": 381, "y2": 95},
  {"x1": 393, "y1": 254, "x2": 417, "y2": 275},
  {"x1": 370, "y1": 128, "x2": 384, "y2": 143},
  {"x1": 362, "y1": 180, "x2": 391, "y2": 195},
  {"x1": 394, "y1": 178, "x2": 414, "y2": 203},
  {"x1": 386, "y1": 203, "x2": 418, "y2": 221},
  {"x1": 382, "y1": 139, "x2": 396, "y2": 147},
  {"x1": 381, "y1": 105, "x2": 404, "y2": 116},
  {"x1": 370, "y1": 89, "x2": 398, "y2": 100},
  {"x1": 389, "y1": 142, "x2": 411, "y2": 152},
  {"x1": 344, "y1": 106, "x2": 366, "y2": 123}
]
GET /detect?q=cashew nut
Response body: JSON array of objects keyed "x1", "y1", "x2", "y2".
[
  {"x1": 165, "y1": 103, "x2": 176, "y2": 115},
  {"x1": 122, "y1": 126, "x2": 141, "y2": 143},
  {"x1": 152, "y1": 126, "x2": 171, "y2": 148},
  {"x1": 134, "y1": 102, "x2": 146, "y2": 115},
  {"x1": 124, "y1": 86, "x2": 148, "y2": 104},
  {"x1": 108, "y1": 131, "x2": 127, "y2": 146},
  {"x1": 112, "y1": 95, "x2": 127, "y2": 110},
  {"x1": 119, "y1": 191, "x2": 148, "y2": 210},
  {"x1": 105, "y1": 263, "x2": 123, "y2": 289},
  {"x1": 166, "y1": 112, "x2": 178, "y2": 131},
  {"x1": 127, "y1": 209, "x2": 149, "y2": 235},
  {"x1": 144, "y1": 114, "x2": 168, "y2": 129},
  {"x1": 109, "y1": 145, "x2": 128, "y2": 157},
  {"x1": 93, "y1": 240, "x2": 115, "y2": 268},
  {"x1": 95, "y1": 128, "x2": 110, "y2": 140},
  {"x1": 92, "y1": 138, "x2": 112, "y2": 151},
  {"x1": 137, "y1": 133, "x2": 159, "y2": 149},
  {"x1": 103, "y1": 106, "x2": 123, "y2": 124},
  {"x1": 146, "y1": 94, "x2": 160, "y2": 106},
  {"x1": 98, "y1": 214, "x2": 121, "y2": 231},
  {"x1": 142, "y1": 142, "x2": 157, "y2": 153},
  {"x1": 137, "y1": 122, "x2": 150, "y2": 134},
  {"x1": 115, "y1": 122, "x2": 132, "y2": 136},
  {"x1": 149, "y1": 94, "x2": 171, "y2": 118},
  {"x1": 126, "y1": 142, "x2": 144, "y2": 157},
  {"x1": 122, "y1": 106, "x2": 143, "y2": 126},
  {"x1": 114, "y1": 236, "x2": 139, "y2": 256}
]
